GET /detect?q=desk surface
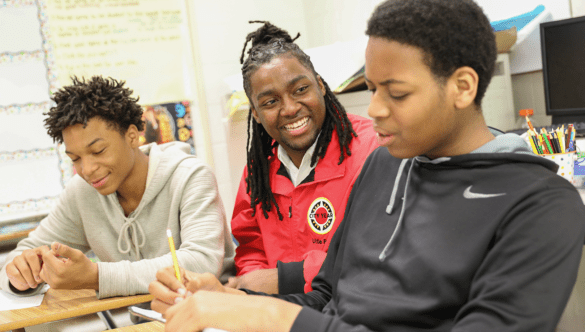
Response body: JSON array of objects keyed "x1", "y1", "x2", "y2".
[
  {"x1": 110, "y1": 321, "x2": 165, "y2": 331},
  {"x1": 0, "y1": 289, "x2": 153, "y2": 331}
]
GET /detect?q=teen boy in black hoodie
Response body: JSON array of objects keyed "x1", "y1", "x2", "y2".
[{"x1": 148, "y1": 1, "x2": 585, "y2": 331}]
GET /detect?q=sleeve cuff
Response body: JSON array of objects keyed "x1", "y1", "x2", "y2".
[
  {"x1": 290, "y1": 306, "x2": 330, "y2": 332},
  {"x1": 277, "y1": 260, "x2": 305, "y2": 294}
]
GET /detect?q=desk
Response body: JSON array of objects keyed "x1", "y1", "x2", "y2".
[
  {"x1": 0, "y1": 289, "x2": 153, "y2": 331},
  {"x1": 0, "y1": 227, "x2": 37, "y2": 244},
  {"x1": 110, "y1": 321, "x2": 165, "y2": 331}
]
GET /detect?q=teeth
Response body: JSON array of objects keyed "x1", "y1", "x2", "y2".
[{"x1": 285, "y1": 117, "x2": 308, "y2": 130}]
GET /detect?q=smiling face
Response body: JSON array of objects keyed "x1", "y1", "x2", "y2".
[
  {"x1": 365, "y1": 37, "x2": 467, "y2": 159},
  {"x1": 63, "y1": 117, "x2": 138, "y2": 196},
  {"x1": 249, "y1": 55, "x2": 327, "y2": 165}
]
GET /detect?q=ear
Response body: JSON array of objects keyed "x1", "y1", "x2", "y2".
[
  {"x1": 125, "y1": 124, "x2": 141, "y2": 148},
  {"x1": 450, "y1": 66, "x2": 478, "y2": 110},
  {"x1": 317, "y1": 75, "x2": 326, "y2": 96},
  {"x1": 250, "y1": 107, "x2": 261, "y2": 124}
]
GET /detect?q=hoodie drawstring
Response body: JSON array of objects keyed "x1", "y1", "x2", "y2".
[
  {"x1": 386, "y1": 159, "x2": 409, "y2": 214},
  {"x1": 117, "y1": 217, "x2": 146, "y2": 260},
  {"x1": 380, "y1": 158, "x2": 415, "y2": 261}
]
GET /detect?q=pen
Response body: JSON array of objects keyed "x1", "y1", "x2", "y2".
[{"x1": 167, "y1": 228, "x2": 182, "y2": 283}]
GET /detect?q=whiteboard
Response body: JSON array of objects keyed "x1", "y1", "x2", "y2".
[{"x1": 0, "y1": 0, "x2": 208, "y2": 223}]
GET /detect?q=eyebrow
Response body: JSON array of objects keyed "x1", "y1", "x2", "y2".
[
  {"x1": 255, "y1": 75, "x2": 310, "y2": 101},
  {"x1": 364, "y1": 76, "x2": 407, "y2": 86},
  {"x1": 65, "y1": 138, "x2": 103, "y2": 154}
]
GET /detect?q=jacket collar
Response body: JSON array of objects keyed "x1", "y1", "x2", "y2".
[{"x1": 270, "y1": 129, "x2": 347, "y2": 196}]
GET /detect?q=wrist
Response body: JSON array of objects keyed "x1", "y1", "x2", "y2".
[
  {"x1": 268, "y1": 299, "x2": 302, "y2": 331},
  {"x1": 91, "y1": 262, "x2": 99, "y2": 290}
]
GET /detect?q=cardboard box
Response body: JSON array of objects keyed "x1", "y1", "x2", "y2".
[{"x1": 495, "y1": 26, "x2": 517, "y2": 53}]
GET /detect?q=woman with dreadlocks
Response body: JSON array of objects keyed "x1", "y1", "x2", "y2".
[{"x1": 225, "y1": 21, "x2": 377, "y2": 295}]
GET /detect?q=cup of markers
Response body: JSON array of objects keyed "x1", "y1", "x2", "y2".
[{"x1": 524, "y1": 120, "x2": 578, "y2": 184}]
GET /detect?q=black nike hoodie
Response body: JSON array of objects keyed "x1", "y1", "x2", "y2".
[{"x1": 273, "y1": 131, "x2": 585, "y2": 332}]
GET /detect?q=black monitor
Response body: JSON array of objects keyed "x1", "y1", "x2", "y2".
[{"x1": 540, "y1": 16, "x2": 585, "y2": 125}]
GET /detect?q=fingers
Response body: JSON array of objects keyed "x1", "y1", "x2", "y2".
[
  {"x1": 50, "y1": 242, "x2": 80, "y2": 260},
  {"x1": 225, "y1": 276, "x2": 239, "y2": 289},
  {"x1": 164, "y1": 296, "x2": 200, "y2": 332},
  {"x1": 39, "y1": 245, "x2": 73, "y2": 288},
  {"x1": 150, "y1": 298, "x2": 173, "y2": 316},
  {"x1": 149, "y1": 280, "x2": 185, "y2": 308},
  {"x1": 5, "y1": 263, "x2": 32, "y2": 291},
  {"x1": 6, "y1": 246, "x2": 51, "y2": 290},
  {"x1": 155, "y1": 267, "x2": 187, "y2": 294},
  {"x1": 41, "y1": 243, "x2": 83, "y2": 276}
]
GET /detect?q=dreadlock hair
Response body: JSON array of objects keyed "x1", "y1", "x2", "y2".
[
  {"x1": 44, "y1": 76, "x2": 144, "y2": 144},
  {"x1": 240, "y1": 21, "x2": 357, "y2": 220}
]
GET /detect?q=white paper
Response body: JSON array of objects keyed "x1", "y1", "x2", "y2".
[
  {"x1": 0, "y1": 284, "x2": 49, "y2": 311},
  {"x1": 129, "y1": 306, "x2": 165, "y2": 323},
  {"x1": 304, "y1": 36, "x2": 368, "y2": 92},
  {"x1": 129, "y1": 306, "x2": 229, "y2": 331}
]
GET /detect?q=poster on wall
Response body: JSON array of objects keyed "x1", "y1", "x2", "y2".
[
  {"x1": 140, "y1": 101, "x2": 196, "y2": 155},
  {"x1": 43, "y1": 0, "x2": 194, "y2": 106}
]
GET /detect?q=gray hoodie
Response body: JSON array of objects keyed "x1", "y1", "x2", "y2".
[{"x1": 0, "y1": 142, "x2": 235, "y2": 298}]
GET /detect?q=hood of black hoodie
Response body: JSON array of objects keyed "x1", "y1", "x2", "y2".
[
  {"x1": 378, "y1": 129, "x2": 561, "y2": 261},
  {"x1": 415, "y1": 129, "x2": 559, "y2": 173}
]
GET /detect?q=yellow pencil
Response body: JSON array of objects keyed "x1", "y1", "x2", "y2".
[
  {"x1": 166, "y1": 228, "x2": 182, "y2": 283},
  {"x1": 557, "y1": 128, "x2": 565, "y2": 152}
]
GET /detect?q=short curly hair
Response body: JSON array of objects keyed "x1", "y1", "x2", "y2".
[
  {"x1": 44, "y1": 76, "x2": 144, "y2": 143},
  {"x1": 366, "y1": 0, "x2": 497, "y2": 107}
]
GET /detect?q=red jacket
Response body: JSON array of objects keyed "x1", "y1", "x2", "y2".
[{"x1": 231, "y1": 114, "x2": 378, "y2": 293}]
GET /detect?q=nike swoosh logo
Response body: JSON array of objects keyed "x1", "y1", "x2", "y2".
[{"x1": 463, "y1": 186, "x2": 506, "y2": 199}]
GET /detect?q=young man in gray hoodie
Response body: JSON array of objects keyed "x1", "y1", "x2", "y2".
[{"x1": 0, "y1": 76, "x2": 234, "y2": 299}]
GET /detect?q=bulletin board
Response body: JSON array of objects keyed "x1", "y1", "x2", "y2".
[{"x1": 0, "y1": 0, "x2": 209, "y2": 223}]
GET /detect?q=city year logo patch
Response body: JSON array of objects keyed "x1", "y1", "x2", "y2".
[{"x1": 307, "y1": 197, "x2": 336, "y2": 235}]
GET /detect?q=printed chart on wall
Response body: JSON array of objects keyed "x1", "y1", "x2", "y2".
[{"x1": 0, "y1": 0, "x2": 202, "y2": 222}]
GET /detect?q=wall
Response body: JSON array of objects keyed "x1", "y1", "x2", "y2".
[
  {"x1": 300, "y1": 0, "x2": 382, "y2": 48},
  {"x1": 511, "y1": 71, "x2": 550, "y2": 128},
  {"x1": 573, "y1": 0, "x2": 585, "y2": 16}
]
